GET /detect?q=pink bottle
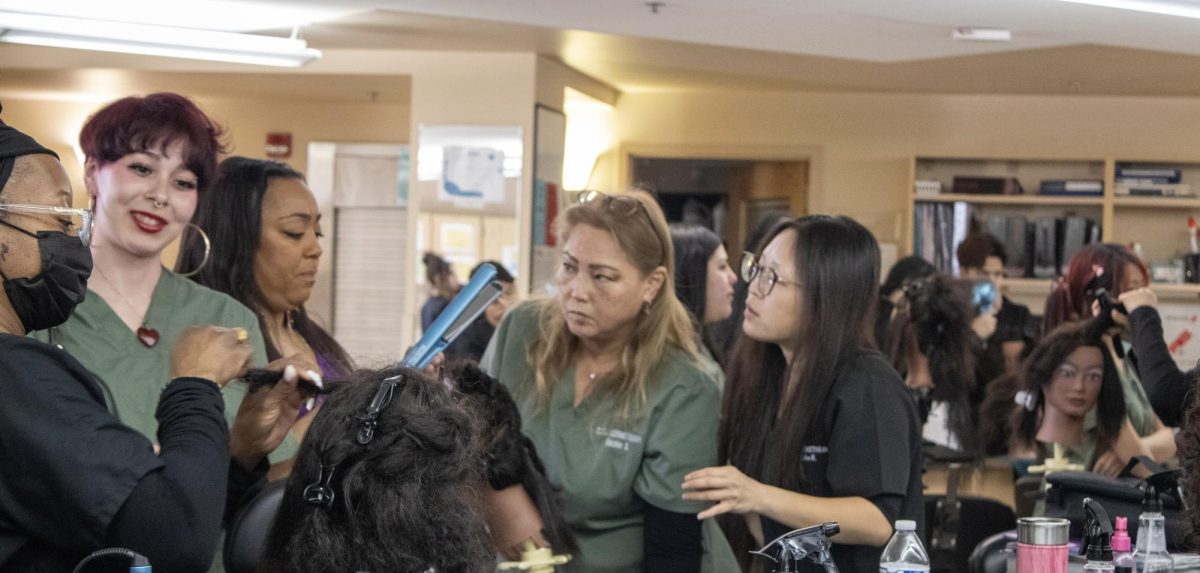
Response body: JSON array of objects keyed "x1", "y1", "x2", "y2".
[
  {"x1": 1112, "y1": 517, "x2": 1135, "y2": 573},
  {"x1": 1017, "y1": 517, "x2": 1070, "y2": 573}
]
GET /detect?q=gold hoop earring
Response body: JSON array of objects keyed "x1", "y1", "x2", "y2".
[{"x1": 175, "y1": 223, "x2": 211, "y2": 278}]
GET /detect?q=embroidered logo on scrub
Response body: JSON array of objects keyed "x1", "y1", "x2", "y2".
[
  {"x1": 801, "y1": 445, "x2": 829, "y2": 462},
  {"x1": 595, "y1": 426, "x2": 643, "y2": 451}
]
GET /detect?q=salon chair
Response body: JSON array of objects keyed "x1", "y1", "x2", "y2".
[
  {"x1": 967, "y1": 530, "x2": 1016, "y2": 573},
  {"x1": 923, "y1": 494, "x2": 1017, "y2": 572},
  {"x1": 224, "y1": 479, "x2": 286, "y2": 573}
]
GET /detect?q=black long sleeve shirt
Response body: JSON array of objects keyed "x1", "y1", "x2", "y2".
[
  {"x1": 1128, "y1": 306, "x2": 1196, "y2": 427},
  {"x1": 0, "y1": 334, "x2": 235, "y2": 573}
]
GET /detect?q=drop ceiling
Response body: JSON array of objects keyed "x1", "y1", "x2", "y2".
[{"x1": 5, "y1": 0, "x2": 1200, "y2": 95}]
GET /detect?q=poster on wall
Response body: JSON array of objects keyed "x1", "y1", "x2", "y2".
[
  {"x1": 439, "y1": 146, "x2": 506, "y2": 205},
  {"x1": 1157, "y1": 302, "x2": 1200, "y2": 369}
]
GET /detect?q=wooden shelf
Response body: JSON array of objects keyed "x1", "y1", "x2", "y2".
[
  {"x1": 914, "y1": 193, "x2": 1104, "y2": 206},
  {"x1": 1113, "y1": 196, "x2": 1200, "y2": 209},
  {"x1": 1148, "y1": 283, "x2": 1200, "y2": 296}
]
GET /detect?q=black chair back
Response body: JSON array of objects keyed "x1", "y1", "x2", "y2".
[
  {"x1": 224, "y1": 480, "x2": 286, "y2": 573},
  {"x1": 967, "y1": 530, "x2": 1016, "y2": 573},
  {"x1": 922, "y1": 494, "x2": 1016, "y2": 573}
]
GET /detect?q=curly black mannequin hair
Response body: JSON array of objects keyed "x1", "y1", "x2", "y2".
[
  {"x1": 259, "y1": 366, "x2": 492, "y2": 573},
  {"x1": 888, "y1": 273, "x2": 978, "y2": 454},
  {"x1": 443, "y1": 361, "x2": 577, "y2": 555}
]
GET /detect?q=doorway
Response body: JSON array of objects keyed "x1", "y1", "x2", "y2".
[{"x1": 629, "y1": 156, "x2": 809, "y2": 256}]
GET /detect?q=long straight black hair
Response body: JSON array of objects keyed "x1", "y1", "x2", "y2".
[
  {"x1": 719, "y1": 215, "x2": 880, "y2": 562},
  {"x1": 720, "y1": 215, "x2": 880, "y2": 484},
  {"x1": 669, "y1": 223, "x2": 724, "y2": 363},
  {"x1": 176, "y1": 156, "x2": 353, "y2": 377}
]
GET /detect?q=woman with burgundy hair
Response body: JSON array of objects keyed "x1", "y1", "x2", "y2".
[
  {"x1": 32, "y1": 93, "x2": 317, "y2": 484},
  {"x1": 1041, "y1": 244, "x2": 1176, "y2": 474}
]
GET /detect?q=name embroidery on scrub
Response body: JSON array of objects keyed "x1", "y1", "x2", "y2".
[
  {"x1": 595, "y1": 426, "x2": 643, "y2": 451},
  {"x1": 801, "y1": 445, "x2": 828, "y2": 462}
]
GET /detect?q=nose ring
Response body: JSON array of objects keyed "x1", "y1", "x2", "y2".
[{"x1": 152, "y1": 199, "x2": 166, "y2": 209}]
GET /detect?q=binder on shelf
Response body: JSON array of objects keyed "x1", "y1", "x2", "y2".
[
  {"x1": 952, "y1": 176, "x2": 1024, "y2": 195},
  {"x1": 1114, "y1": 183, "x2": 1194, "y2": 197},
  {"x1": 1039, "y1": 179, "x2": 1103, "y2": 196},
  {"x1": 1059, "y1": 216, "x2": 1091, "y2": 271},
  {"x1": 1115, "y1": 166, "x2": 1182, "y2": 183},
  {"x1": 1032, "y1": 218, "x2": 1058, "y2": 278}
]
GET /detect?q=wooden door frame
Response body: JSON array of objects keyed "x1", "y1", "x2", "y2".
[{"x1": 619, "y1": 142, "x2": 821, "y2": 254}]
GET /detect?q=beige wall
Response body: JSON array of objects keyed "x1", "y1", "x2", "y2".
[
  {"x1": 0, "y1": 92, "x2": 409, "y2": 208},
  {"x1": 612, "y1": 90, "x2": 1200, "y2": 246}
]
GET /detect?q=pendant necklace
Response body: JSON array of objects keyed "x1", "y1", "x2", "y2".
[{"x1": 94, "y1": 265, "x2": 159, "y2": 347}]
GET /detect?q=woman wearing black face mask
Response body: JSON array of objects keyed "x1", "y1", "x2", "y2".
[{"x1": 0, "y1": 114, "x2": 291, "y2": 571}]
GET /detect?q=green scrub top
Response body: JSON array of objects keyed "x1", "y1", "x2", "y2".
[
  {"x1": 482, "y1": 301, "x2": 737, "y2": 573},
  {"x1": 31, "y1": 269, "x2": 300, "y2": 462},
  {"x1": 1083, "y1": 346, "x2": 1158, "y2": 442}
]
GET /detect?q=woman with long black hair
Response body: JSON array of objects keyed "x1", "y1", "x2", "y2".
[
  {"x1": 682, "y1": 216, "x2": 922, "y2": 572},
  {"x1": 670, "y1": 223, "x2": 737, "y2": 367}
]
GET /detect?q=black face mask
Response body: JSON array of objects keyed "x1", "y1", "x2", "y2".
[{"x1": 0, "y1": 220, "x2": 92, "y2": 333}]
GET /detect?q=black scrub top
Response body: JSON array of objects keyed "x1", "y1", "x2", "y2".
[
  {"x1": 760, "y1": 351, "x2": 923, "y2": 573},
  {"x1": 0, "y1": 334, "x2": 163, "y2": 571}
]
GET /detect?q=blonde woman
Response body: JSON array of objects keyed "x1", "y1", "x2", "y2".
[{"x1": 483, "y1": 190, "x2": 734, "y2": 572}]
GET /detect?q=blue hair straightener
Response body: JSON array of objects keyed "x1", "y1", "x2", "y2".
[
  {"x1": 243, "y1": 263, "x2": 503, "y2": 391},
  {"x1": 401, "y1": 262, "x2": 504, "y2": 369}
]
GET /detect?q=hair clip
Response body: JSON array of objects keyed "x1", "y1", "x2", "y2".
[
  {"x1": 356, "y1": 375, "x2": 401, "y2": 445},
  {"x1": 1014, "y1": 390, "x2": 1036, "y2": 412},
  {"x1": 303, "y1": 464, "x2": 338, "y2": 507}
]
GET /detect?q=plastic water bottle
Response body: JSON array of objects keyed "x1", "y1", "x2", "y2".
[{"x1": 880, "y1": 520, "x2": 930, "y2": 573}]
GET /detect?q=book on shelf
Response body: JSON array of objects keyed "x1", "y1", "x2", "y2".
[
  {"x1": 1114, "y1": 183, "x2": 1194, "y2": 197},
  {"x1": 952, "y1": 176, "x2": 1024, "y2": 195},
  {"x1": 1115, "y1": 167, "x2": 1182, "y2": 183},
  {"x1": 1039, "y1": 179, "x2": 1103, "y2": 196}
]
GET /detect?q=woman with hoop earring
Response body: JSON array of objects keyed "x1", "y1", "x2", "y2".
[{"x1": 32, "y1": 93, "x2": 317, "y2": 486}]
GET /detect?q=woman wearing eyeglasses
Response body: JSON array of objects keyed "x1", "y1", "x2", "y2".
[
  {"x1": 0, "y1": 113, "x2": 289, "y2": 571},
  {"x1": 682, "y1": 216, "x2": 922, "y2": 573},
  {"x1": 31, "y1": 94, "x2": 312, "y2": 487},
  {"x1": 482, "y1": 190, "x2": 737, "y2": 572}
]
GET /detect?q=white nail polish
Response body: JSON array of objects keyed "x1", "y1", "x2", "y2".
[
  {"x1": 307, "y1": 370, "x2": 324, "y2": 389},
  {"x1": 306, "y1": 397, "x2": 316, "y2": 411},
  {"x1": 284, "y1": 364, "x2": 298, "y2": 381}
]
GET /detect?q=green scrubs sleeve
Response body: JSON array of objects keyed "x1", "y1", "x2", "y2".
[{"x1": 633, "y1": 368, "x2": 722, "y2": 514}]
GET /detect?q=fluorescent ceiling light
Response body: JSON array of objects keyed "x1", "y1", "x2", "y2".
[
  {"x1": 0, "y1": 11, "x2": 321, "y2": 67},
  {"x1": 0, "y1": 0, "x2": 359, "y2": 33},
  {"x1": 1053, "y1": 0, "x2": 1200, "y2": 19},
  {"x1": 952, "y1": 27, "x2": 1013, "y2": 42}
]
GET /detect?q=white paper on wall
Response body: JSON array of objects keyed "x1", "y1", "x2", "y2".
[
  {"x1": 1156, "y1": 302, "x2": 1200, "y2": 370},
  {"x1": 440, "y1": 146, "x2": 506, "y2": 205}
]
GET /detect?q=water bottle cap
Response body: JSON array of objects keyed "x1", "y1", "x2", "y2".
[{"x1": 894, "y1": 520, "x2": 916, "y2": 531}]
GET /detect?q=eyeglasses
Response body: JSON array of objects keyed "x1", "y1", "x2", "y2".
[
  {"x1": 741, "y1": 252, "x2": 801, "y2": 297},
  {"x1": 576, "y1": 190, "x2": 667, "y2": 265},
  {"x1": 0, "y1": 203, "x2": 93, "y2": 246},
  {"x1": 1053, "y1": 365, "x2": 1104, "y2": 385}
]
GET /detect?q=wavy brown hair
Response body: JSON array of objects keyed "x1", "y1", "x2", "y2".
[
  {"x1": 527, "y1": 190, "x2": 697, "y2": 420},
  {"x1": 1009, "y1": 320, "x2": 1126, "y2": 467}
]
